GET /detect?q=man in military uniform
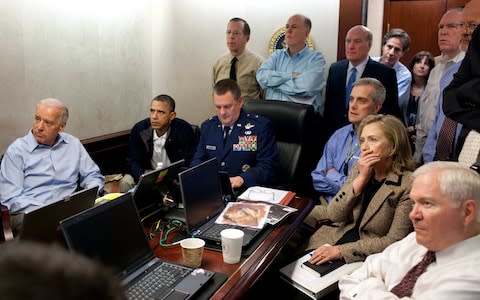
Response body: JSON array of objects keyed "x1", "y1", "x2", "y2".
[{"x1": 191, "y1": 79, "x2": 278, "y2": 189}]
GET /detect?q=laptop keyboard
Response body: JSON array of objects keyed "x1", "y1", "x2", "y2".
[
  {"x1": 201, "y1": 224, "x2": 257, "y2": 243},
  {"x1": 201, "y1": 224, "x2": 232, "y2": 241},
  {"x1": 126, "y1": 262, "x2": 191, "y2": 300}
]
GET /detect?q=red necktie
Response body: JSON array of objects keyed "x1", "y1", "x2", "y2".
[
  {"x1": 436, "y1": 117, "x2": 457, "y2": 160},
  {"x1": 390, "y1": 251, "x2": 436, "y2": 297}
]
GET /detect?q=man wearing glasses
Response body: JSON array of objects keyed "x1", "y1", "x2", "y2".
[
  {"x1": 442, "y1": 0, "x2": 480, "y2": 169},
  {"x1": 461, "y1": 0, "x2": 480, "y2": 49},
  {"x1": 413, "y1": 8, "x2": 465, "y2": 164},
  {"x1": 212, "y1": 18, "x2": 263, "y2": 100}
]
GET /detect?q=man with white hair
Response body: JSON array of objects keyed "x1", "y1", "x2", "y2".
[
  {"x1": 0, "y1": 98, "x2": 103, "y2": 234},
  {"x1": 339, "y1": 161, "x2": 480, "y2": 299}
]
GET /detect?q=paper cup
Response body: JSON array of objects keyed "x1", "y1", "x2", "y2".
[
  {"x1": 221, "y1": 228, "x2": 244, "y2": 264},
  {"x1": 180, "y1": 238, "x2": 205, "y2": 268}
]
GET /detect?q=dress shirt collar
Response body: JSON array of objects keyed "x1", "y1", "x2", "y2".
[
  {"x1": 26, "y1": 130, "x2": 68, "y2": 152},
  {"x1": 435, "y1": 234, "x2": 480, "y2": 265},
  {"x1": 228, "y1": 49, "x2": 249, "y2": 62},
  {"x1": 153, "y1": 128, "x2": 169, "y2": 141},
  {"x1": 283, "y1": 44, "x2": 309, "y2": 58},
  {"x1": 348, "y1": 56, "x2": 369, "y2": 78},
  {"x1": 440, "y1": 51, "x2": 466, "y2": 64}
]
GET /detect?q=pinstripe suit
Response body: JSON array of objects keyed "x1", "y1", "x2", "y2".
[{"x1": 307, "y1": 165, "x2": 413, "y2": 263}]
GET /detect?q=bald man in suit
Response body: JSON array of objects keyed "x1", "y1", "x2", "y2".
[{"x1": 323, "y1": 25, "x2": 401, "y2": 137}]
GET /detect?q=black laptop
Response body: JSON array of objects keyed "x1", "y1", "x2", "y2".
[
  {"x1": 179, "y1": 158, "x2": 263, "y2": 248},
  {"x1": 133, "y1": 159, "x2": 184, "y2": 219},
  {"x1": 19, "y1": 186, "x2": 98, "y2": 244},
  {"x1": 60, "y1": 193, "x2": 215, "y2": 300}
]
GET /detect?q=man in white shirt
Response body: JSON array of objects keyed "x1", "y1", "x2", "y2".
[
  {"x1": 414, "y1": 8, "x2": 465, "y2": 164},
  {"x1": 339, "y1": 161, "x2": 480, "y2": 299}
]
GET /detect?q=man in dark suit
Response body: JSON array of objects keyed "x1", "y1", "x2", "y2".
[
  {"x1": 323, "y1": 25, "x2": 401, "y2": 137},
  {"x1": 191, "y1": 79, "x2": 278, "y2": 190},
  {"x1": 124, "y1": 94, "x2": 197, "y2": 189}
]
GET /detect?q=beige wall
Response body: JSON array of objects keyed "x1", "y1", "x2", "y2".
[{"x1": 1, "y1": 0, "x2": 384, "y2": 153}]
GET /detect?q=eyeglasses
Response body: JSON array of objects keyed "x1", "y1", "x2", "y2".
[
  {"x1": 438, "y1": 23, "x2": 464, "y2": 30},
  {"x1": 226, "y1": 31, "x2": 242, "y2": 37},
  {"x1": 466, "y1": 22, "x2": 478, "y2": 30}
]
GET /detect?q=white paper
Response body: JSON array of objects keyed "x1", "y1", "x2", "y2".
[{"x1": 237, "y1": 186, "x2": 289, "y2": 204}]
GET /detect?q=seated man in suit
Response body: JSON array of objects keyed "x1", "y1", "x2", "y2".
[
  {"x1": 191, "y1": 79, "x2": 278, "y2": 190},
  {"x1": 340, "y1": 161, "x2": 480, "y2": 299},
  {"x1": 308, "y1": 78, "x2": 385, "y2": 226},
  {"x1": 256, "y1": 14, "x2": 326, "y2": 114},
  {"x1": 123, "y1": 94, "x2": 196, "y2": 191},
  {"x1": 372, "y1": 28, "x2": 412, "y2": 123},
  {"x1": 323, "y1": 25, "x2": 401, "y2": 137},
  {"x1": 0, "y1": 98, "x2": 104, "y2": 234}
]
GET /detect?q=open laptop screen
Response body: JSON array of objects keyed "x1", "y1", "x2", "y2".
[
  {"x1": 61, "y1": 193, "x2": 153, "y2": 278},
  {"x1": 179, "y1": 158, "x2": 224, "y2": 234},
  {"x1": 20, "y1": 186, "x2": 98, "y2": 243},
  {"x1": 133, "y1": 159, "x2": 184, "y2": 216}
]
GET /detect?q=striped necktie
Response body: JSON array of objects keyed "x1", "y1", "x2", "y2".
[{"x1": 345, "y1": 67, "x2": 357, "y2": 107}]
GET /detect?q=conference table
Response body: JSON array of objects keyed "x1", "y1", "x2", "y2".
[{"x1": 150, "y1": 195, "x2": 313, "y2": 300}]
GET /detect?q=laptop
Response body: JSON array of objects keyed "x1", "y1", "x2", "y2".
[
  {"x1": 179, "y1": 158, "x2": 263, "y2": 248},
  {"x1": 60, "y1": 193, "x2": 214, "y2": 300},
  {"x1": 133, "y1": 159, "x2": 184, "y2": 219},
  {"x1": 19, "y1": 186, "x2": 98, "y2": 244}
]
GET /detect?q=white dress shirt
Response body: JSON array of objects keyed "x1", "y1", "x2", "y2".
[
  {"x1": 150, "y1": 129, "x2": 171, "y2": 169},
  {"x1": 339, "y1": 232, "x2": 480, "y2": 299}
]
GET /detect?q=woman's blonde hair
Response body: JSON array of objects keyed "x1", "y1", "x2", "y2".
[{"x1": 358, "y1": 114, "x2": 415, "y2": 173}]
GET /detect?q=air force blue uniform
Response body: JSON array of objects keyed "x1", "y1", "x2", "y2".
[{"x1": 191, "y1": 109, "x2": 278, "y2": 188}]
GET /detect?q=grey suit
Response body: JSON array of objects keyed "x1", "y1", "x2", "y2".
[{"x1": 307, "y1": 165, "x2": 413, "y2": 263}]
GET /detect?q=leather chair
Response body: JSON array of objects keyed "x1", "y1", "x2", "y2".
[{"x1": 243, "y1": 100, "x2": 325, "y2": 196}]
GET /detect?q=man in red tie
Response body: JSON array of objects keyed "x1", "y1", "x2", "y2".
[{"x1": 339, "y1": 161, "x2": 480, "y2": 299}]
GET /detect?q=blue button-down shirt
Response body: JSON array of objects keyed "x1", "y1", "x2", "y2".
[
  {"x1": 0, "y1": 131, "x2": 104, "y2": 213},
  {"x1": 311, "y1": 124, "x2": 360, "y2": 202},
  {"x1": 256, "y1": 46, "x2": 326, "y2": 114},
  {"x1": 373, "y1": 57, "x2": 412, "y2": 123},
  {"x1": 423, "y1": 61, "x2": 463, "y2": 163}
]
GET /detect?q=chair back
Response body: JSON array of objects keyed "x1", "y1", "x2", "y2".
[{"x1": 243, "y1": 100, "x2": 323, "y2": 194}]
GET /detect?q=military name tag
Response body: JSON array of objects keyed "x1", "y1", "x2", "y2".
[{"x1": 206, "y1": 145, "x2": 216, "y2": 150}]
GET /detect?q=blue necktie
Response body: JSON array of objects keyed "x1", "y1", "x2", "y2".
[{"x1": 345, "y1": 67, "x2": 357, "y2": 108}]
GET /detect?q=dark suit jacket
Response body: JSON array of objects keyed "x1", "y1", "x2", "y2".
[
  {"x1": 307, "y1": 165, "x2": 413, "y2": 263},
  {"x1": 126, "y1": 118, "x2": 197, "y2": 182},
  {"x1": 443, "y1": 26, "x2": 480, "y2": 132},
  {"x1": 323, "y1": 58, "x2": 401, "y2": 137}
]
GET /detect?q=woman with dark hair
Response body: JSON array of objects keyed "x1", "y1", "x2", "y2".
[{"x1": 405, "y1": 51, "x2": 435, "y2": 150}]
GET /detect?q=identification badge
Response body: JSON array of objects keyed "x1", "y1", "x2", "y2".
[
  {"x1": 206, "y1": 145, "x2": 216, "y2": 150},
  {"x1": 233, "y1": 136, "x2": 257, "y2": 151}
]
